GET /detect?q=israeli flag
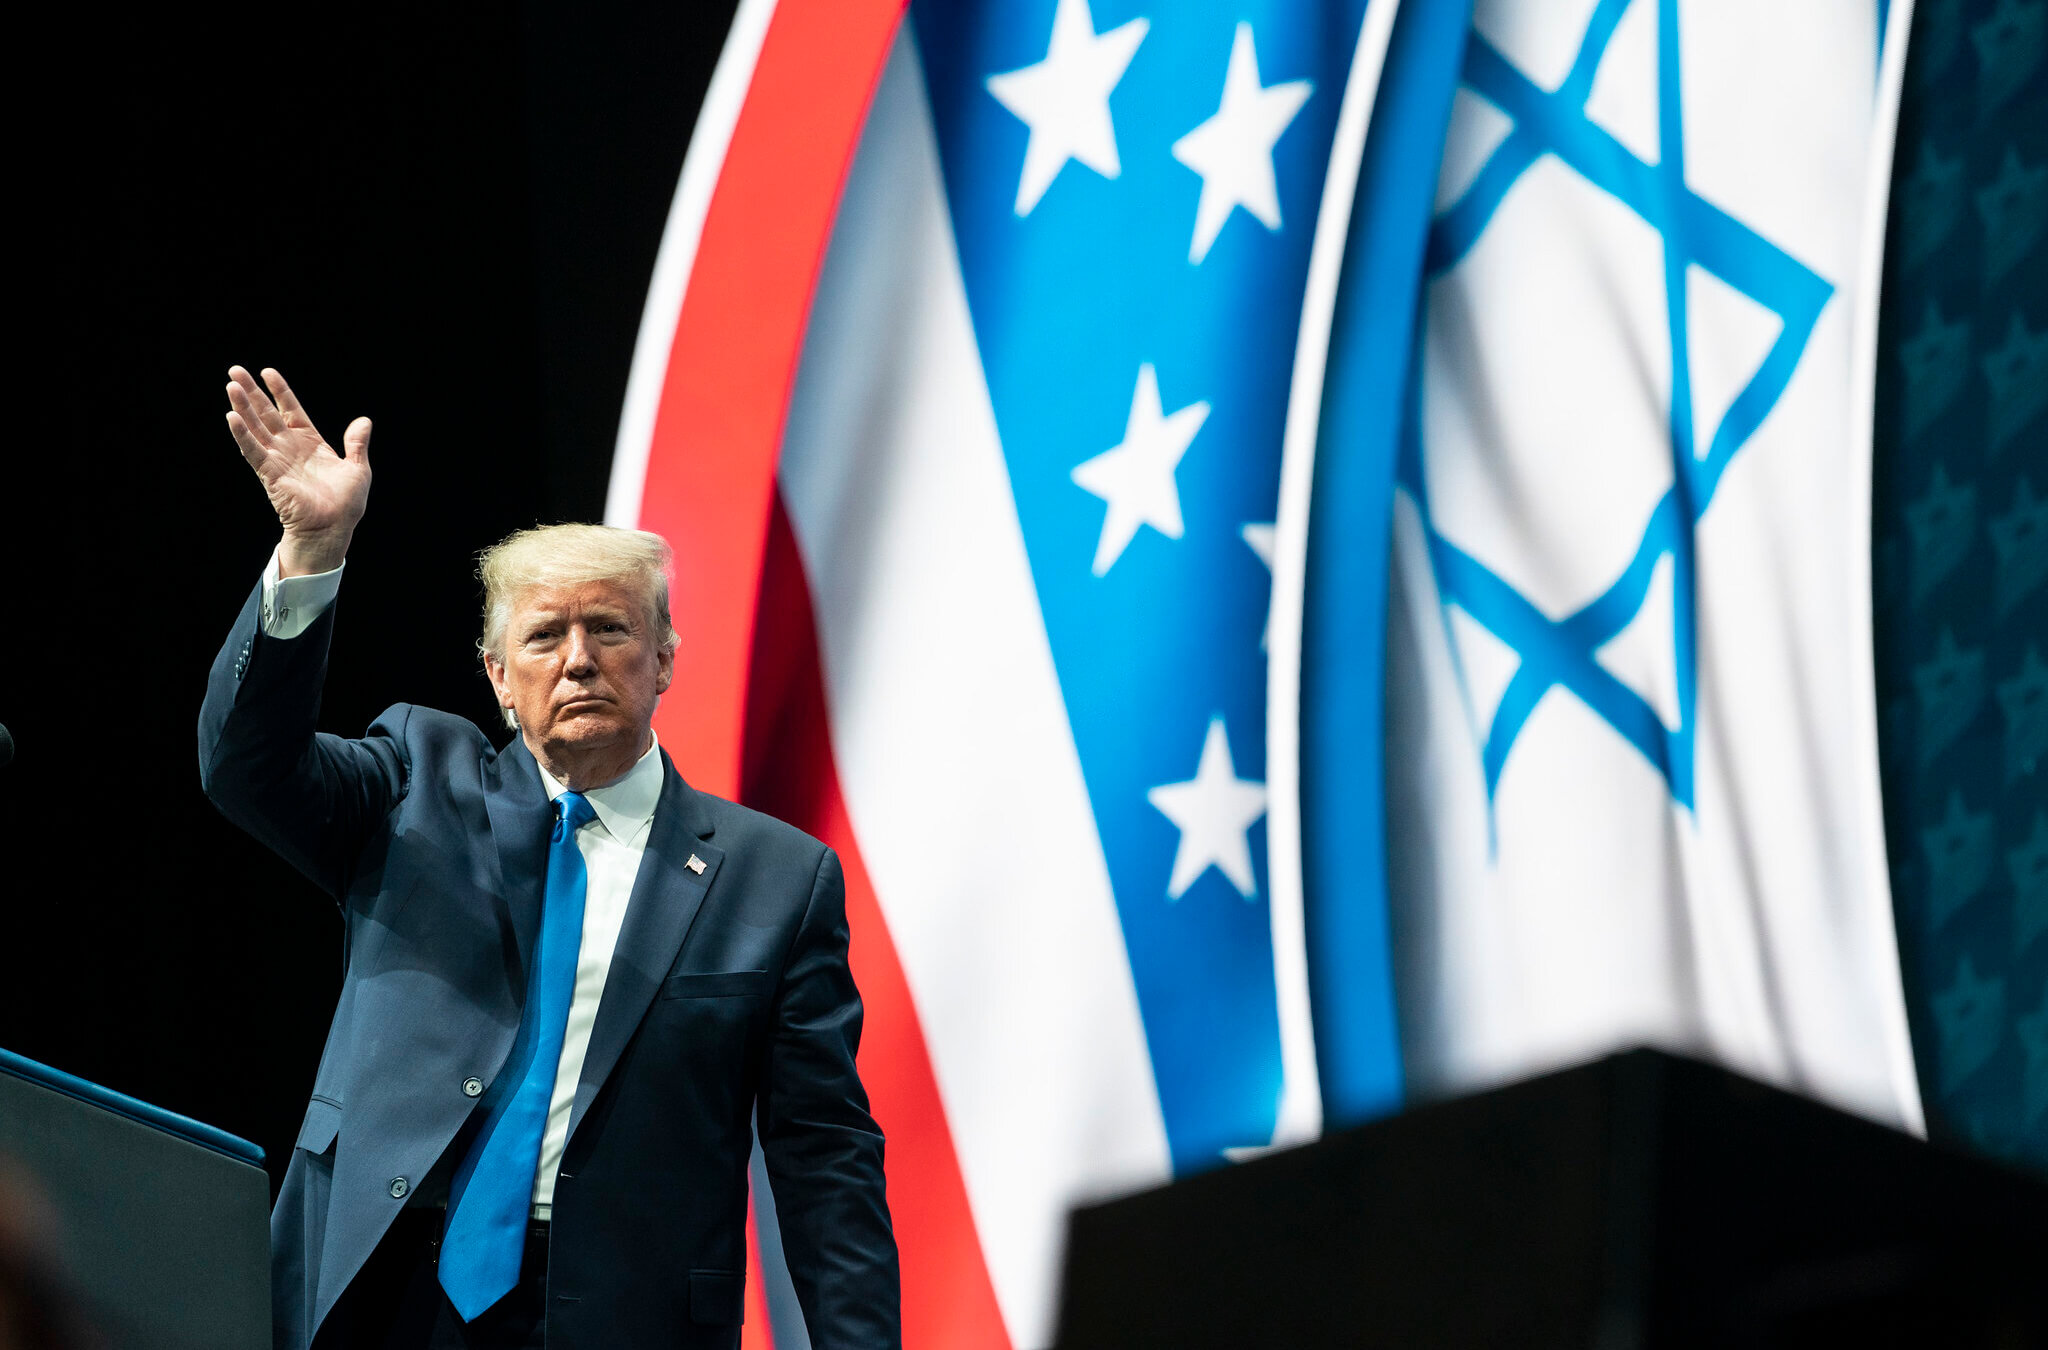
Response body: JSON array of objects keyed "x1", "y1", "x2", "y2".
[{"x1": 1371, "y1": 0, "x2": 1925, "y2": 1128}]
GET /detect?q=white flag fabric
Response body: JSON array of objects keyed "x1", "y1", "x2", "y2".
[{"x1": 1384, "y1": 0, "x2": 1926, "y2": 1129}]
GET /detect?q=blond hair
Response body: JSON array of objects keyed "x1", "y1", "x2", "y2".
[{"x1": 476, "y1": 523, "x2": 680, "y2": 664}]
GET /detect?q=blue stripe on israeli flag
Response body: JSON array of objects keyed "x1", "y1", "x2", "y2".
[{"x1": 1294, "y1": 0, "x2": 1473, "y2": 1129}]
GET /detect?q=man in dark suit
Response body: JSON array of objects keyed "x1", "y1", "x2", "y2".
[{"x1": 200, "y1": 366, "x2": 899, "y2": 1349}]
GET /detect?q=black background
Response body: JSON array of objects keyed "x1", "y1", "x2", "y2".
[
  {"x1": 4, "y1": 1, "x2": 735, "y2": 1189},
  {"x1": 4, "y1": 0, "x2": 2040, "y2": 1195}
]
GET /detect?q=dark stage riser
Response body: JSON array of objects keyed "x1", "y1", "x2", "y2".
[{"x1": 1055, "y1": 1048, "x2": 2046, "y2": 1349}]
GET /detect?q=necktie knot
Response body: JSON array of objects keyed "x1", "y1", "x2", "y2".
[{"x1": 554, "y1": 791, "x2": 596, "y2": 842}]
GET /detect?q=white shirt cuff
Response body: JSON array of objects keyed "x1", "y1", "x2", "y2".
[{"x1": 260, "y1": 547, "x2": 345, "y2": 640}]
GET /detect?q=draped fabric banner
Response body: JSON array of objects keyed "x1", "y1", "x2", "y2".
[
  {"x1": 612, "y1": 1, "x2": 1402, "y2": 1345},
  {"x1": 606, "y1": 0, "x2": 1967, "y2": 1343},
  {"x1": 1380, "y1": 0, "x2": 1926, "y2": 1130}
]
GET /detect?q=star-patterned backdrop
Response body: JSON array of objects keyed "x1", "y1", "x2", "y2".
[
  {"x1": 1874, "y1": 0, "x2": 2048, "y2": 1174},
  {"x1": 909, "y1": 0, "x2": 1374, "y2": 1172}
]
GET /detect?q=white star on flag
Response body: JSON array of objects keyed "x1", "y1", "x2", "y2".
[
  {"x1": 1241, "y1": 521, "x2": 1275, "y2": 648},
  {"x1": 1072, "y1": 363, "x2": 1210, "y2": 576},
  {"x1": 1149, "y1": 717, "x2": 1268, "y2": 900},
  {"x1": 986, "y1": 0, "x2": 1150, "y2": 216},
  {"x1": 1170, "y1": 22, "x2": 1312, "y2": 263}
]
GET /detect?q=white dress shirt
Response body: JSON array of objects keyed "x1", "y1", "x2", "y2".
[
  {"x1": 527, "y1": 740, "x2": 661, "y2": 1211},
  {"x1": 260, "y1": 551, "x2": 661, "y2": 1215}
]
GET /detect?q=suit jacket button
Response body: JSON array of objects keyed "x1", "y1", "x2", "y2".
[
  {"x1": 462, "y1": 1077, "x2": 484, "y2": 1098},
  {"x1": 389, "y1": 1177, "x2": 410, "y2": 1199}
]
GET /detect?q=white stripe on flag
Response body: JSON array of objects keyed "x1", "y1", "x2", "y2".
[
  {"x1": 779, "y1": 32, "x2": 1173, "y2": 1350},
  {"x1": 1266, "y1": 0, "x2": 1405, "y2": 1150},
  {"x1": 1844, "y1": 0, "x2": 1926, "y2": 1134}
]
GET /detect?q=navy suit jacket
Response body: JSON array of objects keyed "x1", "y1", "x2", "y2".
[{"x1": 199, "y1": 584, "x2": 899, "y2": 1350}]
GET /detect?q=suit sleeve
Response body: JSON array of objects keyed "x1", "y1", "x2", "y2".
[
  {"x1": 757, "y1": 846, "x2": 903, "y2": 1350},
  {"x1": 197, "y1": 579, "x2": 410, "y2": 898}
]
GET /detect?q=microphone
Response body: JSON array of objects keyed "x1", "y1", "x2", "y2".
[{"x1": 0, "y1": 723, "x2": 11, "y2": 769}]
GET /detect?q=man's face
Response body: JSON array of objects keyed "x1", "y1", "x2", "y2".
[{"x1": 484, "y1": 578, "x2": 674, "y2": 773}]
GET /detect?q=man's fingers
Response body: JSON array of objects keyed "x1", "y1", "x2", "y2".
[
  {"x1": 229, "y1": 365, "x2": 287, "y2": 436},
  {"x1": 342, "y1": 416, "x2": 373, "y2": 465},
  {"x1": 227, "y1": 365, "x2": 271, "y2": 412},
  {"x1": 225, "y1": 410, "x2": 270, "y2": 470},
  {"x1": 225, "y1": 380, "x2": 276, "y2": 449},
  {"x1": 226, "y1": 369, "x2": 288, "y2": 440},
  {"x1": 261, "y1": 368, "x2": 313, "y2": 426}
]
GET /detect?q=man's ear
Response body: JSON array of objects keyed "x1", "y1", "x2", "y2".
[
  {"x1": 483, "y1": 651, "x2": 514, "y2": 709},
  {"x1": 654, "y1": 642, "x2": 675, "y2": 696}
]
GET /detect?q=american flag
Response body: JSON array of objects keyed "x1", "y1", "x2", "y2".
[{"x1": 604, "y1": 0, "x2": 1399, "y2": 1344}]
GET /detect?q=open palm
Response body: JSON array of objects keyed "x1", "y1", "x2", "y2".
[{"x1": 225, "y1": 366, "x2": 371, "y2": 552}]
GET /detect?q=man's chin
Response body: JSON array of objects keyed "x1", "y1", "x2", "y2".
[
  {"x1": 548, "y1": 716, "x2": 622, "y2": 739},
  {"x1": 534, "y1": 711, "x2": 635, "y2": 753},
  {"x1": 555, "y1": 696, "x2": 615, "y2": 718}
]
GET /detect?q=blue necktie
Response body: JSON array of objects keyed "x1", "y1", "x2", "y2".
[{"x1": 440, "y1": 790, "x2": 596, "y2": 1320}]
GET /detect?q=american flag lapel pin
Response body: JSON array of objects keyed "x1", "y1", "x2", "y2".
[{"x1": 686, "y1": 853, "x2": 706, "y2": 875}]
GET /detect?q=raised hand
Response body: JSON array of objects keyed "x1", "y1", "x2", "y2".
[{"x1": 225, "y1": 366, "x2": 372, "y2": 576}]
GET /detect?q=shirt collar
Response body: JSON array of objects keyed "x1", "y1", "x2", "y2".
[{"x1": 534, "y1": 733, "x2": 664, "y2": 846}]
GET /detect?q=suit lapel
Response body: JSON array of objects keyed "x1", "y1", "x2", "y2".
[
  {"x1": 482, "y1": 735, "x2": 553, "y2": 987},
  {"x1": 566, "y1": 752, "x2": 725, "y2": 1145}
]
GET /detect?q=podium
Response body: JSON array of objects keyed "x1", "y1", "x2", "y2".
[
  {"x1": 1055, "y1": 1049, "x2": 2046, "y2": 1349},
  {"x1": 0, "y1": 1047, "x2": 269, "y2": 1350}
]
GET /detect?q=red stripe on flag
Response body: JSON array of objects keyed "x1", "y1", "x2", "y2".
[
  {"x1": 742, "y1": 1197, "x2": 774, "y2": 1350},
  {"x1": 744, "y1": 496, "x2": 1014, "y2": 1350},
  {"x1": 639, "y1": 0, "x2": 908, "y2": 799},
  {"x1": 630, "y1": 4, "x2": 993, "y2": 1340}
]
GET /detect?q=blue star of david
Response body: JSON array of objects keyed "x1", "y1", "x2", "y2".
[{"x1": 1398, "y1": 0, "x2": 1834, "y2": 810}]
